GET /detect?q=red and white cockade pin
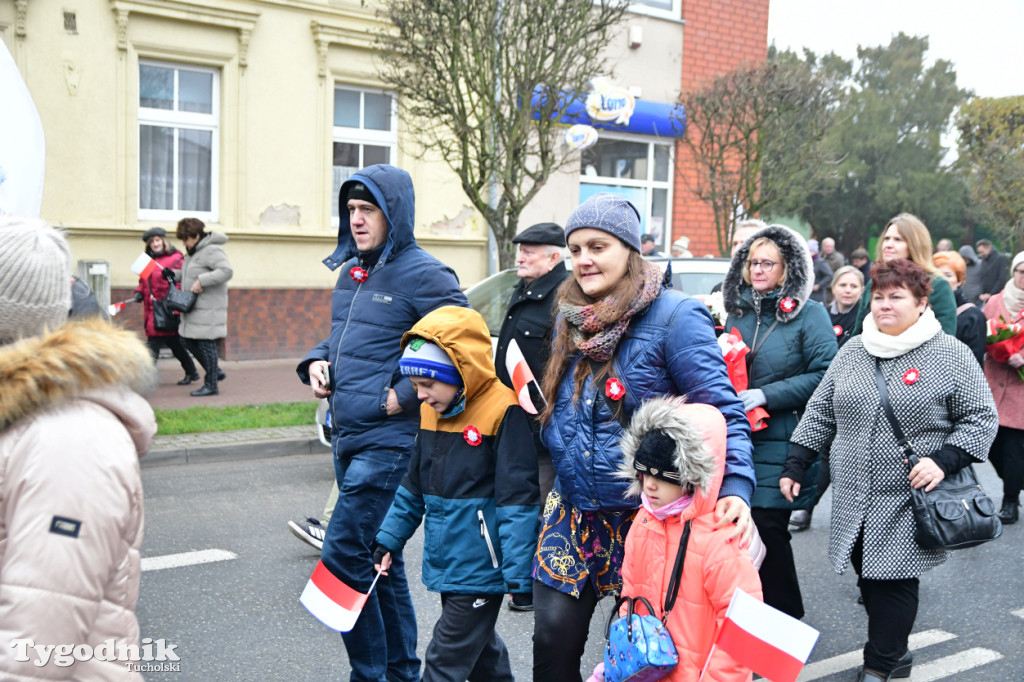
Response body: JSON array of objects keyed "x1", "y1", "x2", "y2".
[
  {"x1": 903, "y1": 368, "x2": 920, "y2": 385},
  {"x1": 779, "y1": 297, "x2": 796, "y2": 313},
  {"x1": 833, "y1": 325, "x2": 843, "y2": 337},
  {"x1": 605, "y1": 377, "x2": 625, "y2": 401},
  {"x1": 351, "y1": 266, "x2": 369, "y2": 283},
  {"x1": 463, "y1": 425, "x2": 482, "y2": 446}
]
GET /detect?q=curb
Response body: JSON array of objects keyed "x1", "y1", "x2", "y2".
[{"x1": 143, "y1": 437, "x2": 330, "y2": 468}]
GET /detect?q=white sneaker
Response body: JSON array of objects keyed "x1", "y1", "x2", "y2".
[{"x1": 288, "y1": 517, "x2": 326, "y2": 551}]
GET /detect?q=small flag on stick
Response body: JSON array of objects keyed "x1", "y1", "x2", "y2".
[
  {"x1": 709, "y1": 589, "x2": 819, "y2": 682},
  {"x1": 130, "y1": 253, "x2": 160, "y2": 279},
  {"x1": 505, "y1": 338, "x2": 545, "y2": 415},
  {"x1": 108, "y1": 299, "x2": 131, "y2": 316},
  {"x1": 300, "y1": 560, "x2": 383, "y2": 633}
]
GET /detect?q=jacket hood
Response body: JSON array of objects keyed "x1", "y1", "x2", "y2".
[
  {"x1": 722, "y1": 223, "x2": 814, "y2": 323},
  {"x1": 958, "y1": 245, "x2": 980, "y2": 265},
  {"x1": 324, "y1": 164, "x2": 417, "y2": 272},
  {"x1": 0, "y1": 318, "x2": 158, "y2": 454},
  {"x1": 401, "y1": 306, "x2": 497, "y2": 402},
  {"x1": 617, "y1": 397, "x2": 725, "y2": 518},
  {"x1": 196, "y1": 231, "x2": 229, "y2": 248}
]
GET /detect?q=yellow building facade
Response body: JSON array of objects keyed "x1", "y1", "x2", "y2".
[{"x1": 2, "y1": 0, "x2": 686, "y2": 358}]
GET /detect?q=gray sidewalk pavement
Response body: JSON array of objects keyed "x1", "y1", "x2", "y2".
[{"x1": 146, "y1": 356, "x2": 330, "y2": 467}]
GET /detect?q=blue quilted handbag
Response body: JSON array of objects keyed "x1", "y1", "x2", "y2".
[{"x1": 603, "y1": 521, "x2": 690, "y2": 682}]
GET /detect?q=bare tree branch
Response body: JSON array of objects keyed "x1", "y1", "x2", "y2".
[{"x1": 378, "y1": 0, "x2": 628, "y2": 268}]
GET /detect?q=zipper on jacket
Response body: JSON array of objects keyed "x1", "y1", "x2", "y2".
[
  {"x1": 750, "y1": 306, "x2": 764, "y2": 351},
  {"x1": 330, "y1": 265, "x2": 365, "y2": 400},
  {"x1": 477, "y1": 510, "x2": 499, "y2": 569}
]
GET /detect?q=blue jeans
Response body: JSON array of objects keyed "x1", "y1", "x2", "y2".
[{"x1": 323, "y1": 447, "x2": 420, "y2": 682}]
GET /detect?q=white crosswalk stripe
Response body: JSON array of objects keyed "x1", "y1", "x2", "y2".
[
  {"x1": 795, "y1": 629, "x2": 956, "y2": 681},
  {"x1": 1012, "y1": 608, "x2": 1024, "y2": 620},
  {"x1": 141, "y1": 548, "x2": 237, "y2": 572},
  {"x1": 911, "y1": 647, "x2": 1003, "y2": 681}
]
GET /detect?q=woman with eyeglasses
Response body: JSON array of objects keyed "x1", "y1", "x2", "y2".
[
  {"x1": 982, "y1": 251, "x2": 1024, "y2": 524},
  {"x1": 722, "y1": 224, "x2": 837, "y2": 619}
]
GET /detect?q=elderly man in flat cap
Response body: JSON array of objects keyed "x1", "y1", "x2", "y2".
[{"x1": 494, "y1": 222, "x2": 569, "y2": 612}]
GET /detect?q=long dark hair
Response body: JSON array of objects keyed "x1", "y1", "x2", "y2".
[{"x1": 539, "y1": 249, "x2": 647, "y2": 424}]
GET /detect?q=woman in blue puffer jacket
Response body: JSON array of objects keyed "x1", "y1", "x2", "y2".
[
  {"x1": 721, "y1": 224, "x2": 837, "y2": 620},
  {"x1": 531, "y1": 193, "x2": 756, "y2": 682}
]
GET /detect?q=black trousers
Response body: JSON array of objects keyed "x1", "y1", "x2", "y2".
[
  {"x1": 533, "y1": 580, "x2": 598, "y2": 682},
  {"x1": 851, "y1": 532, "x2": 919, "y2": 675},
  {"x1": 989, "y1": 425, "x2": 1024, "y2": 503},
  {"x1": 182, "y1": 338, "x2": 219, "y2": 391},
  {"x1": 752, "y1": 507, "x2": 804, "y2": 619},
  {"x1": 146, "y1": 335, "x2": 196, "y2": 376},
  {"x1": 422, "y1": 593, "x2": 512, "y2": 682}
]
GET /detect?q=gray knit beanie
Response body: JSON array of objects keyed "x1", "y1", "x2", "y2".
[
  {"x1": 564, "y1": 193, "x2": 642, "y2": 252},
  {"x1": 0, "y1": 216, "x2": 72, "y2": 345}
]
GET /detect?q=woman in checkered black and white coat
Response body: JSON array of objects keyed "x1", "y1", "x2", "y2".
[{"x1": 780, "y1": 259, "x2": 997, "y2": 682}]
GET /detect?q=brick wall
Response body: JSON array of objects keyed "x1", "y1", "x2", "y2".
[
  {"x1": 675, "y1": 0, "x2": 770, "y2": 256},
  {"x1": 112, "y1": 288, "x2": 332, "y2": 361}
]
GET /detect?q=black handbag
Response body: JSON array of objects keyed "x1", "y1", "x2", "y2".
[
  {"x1": 151, "y1": 297, "x2": 179, "y2": 332},
  {"x1": 164, "y1": 284, "x2": 197, "y2": 313},
  {"x1": 873, "y1": 362, "x2": 1002, "y2": 550}
]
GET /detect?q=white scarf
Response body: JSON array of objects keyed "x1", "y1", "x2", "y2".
[
  {"x1": 1002, "y1": 280, "x2": 1024, "y2": 318},
  {"x1": 861, "y1": 307, "x2": 942, "y2": 358},
  {"x1": 1004, "y1": 251, "x2": 1024, "y2": 317}
]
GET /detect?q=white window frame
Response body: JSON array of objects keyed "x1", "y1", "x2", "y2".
[
  {"x1": 137, "y1": 59, "x2": 220, "y2": 222},
  {"x1": 579, "y1": 132, "x2": 674, "y2": 243},
  {"x1": 331, "y1": 86, "x2": 398, "y2": 225},
  {"x1": 627, "y1": 0, "x2": 681, "y2": 21}
]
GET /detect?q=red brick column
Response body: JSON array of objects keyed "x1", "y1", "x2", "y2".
[
  {"x1": 112, "y1": 287, "x2": 333, "y2": 361},
  {"x1": 675, "y1": 0, "x2": 769, "y2": 256}
]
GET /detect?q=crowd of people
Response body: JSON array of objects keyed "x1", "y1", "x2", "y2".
[
  {"x1": 287, "y1": 163, "x2": 1021, "y2": 682},
  {"x1": 2, "y1": 160, "x2": 1021, "y2": 681}
]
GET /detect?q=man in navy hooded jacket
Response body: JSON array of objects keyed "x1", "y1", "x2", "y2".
[{"x1": 298, "y1": 164, "x2": 467, "y2": 680}]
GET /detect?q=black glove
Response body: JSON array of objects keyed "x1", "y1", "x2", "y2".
[
  {"x1": 162, "y1": 268, "x2": 176, "y2": 282},
  {"x1": 133, "y1": 291, "x2": 144, "y2": 303},
  {"x1": 372, "y1": 544, "x2": 391, "y2": 566}
]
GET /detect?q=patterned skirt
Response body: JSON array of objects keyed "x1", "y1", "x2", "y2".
[{"x1": 532, "y1": 490, "x2": 637, "y2": 599}]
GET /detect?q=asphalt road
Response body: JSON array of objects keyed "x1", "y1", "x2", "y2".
[{"x1": 136, "y1": 451, "x2": 1024, "y2": 681}]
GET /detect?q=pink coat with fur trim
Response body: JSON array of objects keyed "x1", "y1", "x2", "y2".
[
  {"x1": 983, "y1": 292, "x2": 1024, "y2": 430},
  {"x1": 620, "y1": 403, "x2": 763, "y2": 682}
]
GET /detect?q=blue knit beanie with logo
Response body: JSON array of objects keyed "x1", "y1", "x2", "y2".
[
  {"x1": 564, "y1": 192, "x2": 642, "y2": 252},
  {"x1": 399, "y1": 338, "x2": 462, "y2": 387}
]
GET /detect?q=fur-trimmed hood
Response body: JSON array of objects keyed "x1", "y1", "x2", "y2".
[
  {"x1": 0, "y1": 318, "x2": 157, "y2": 452},
  {"x1": 617, "y1": 397, "x2": 726, "y2": 517},
  {"x1": 722, "y1": 223, "x2": 814, "y2": 323}
]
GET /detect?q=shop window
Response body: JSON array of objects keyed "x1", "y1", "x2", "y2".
[
  {"x1": 138, "y1": 60, "x2": 219, "y2": 220},
  {"x1": 332, "y1": 87, "x2": 397, "y2": 220},
  {"x1": 580, "y1": 137, "x2": 672, "y2": 241}
]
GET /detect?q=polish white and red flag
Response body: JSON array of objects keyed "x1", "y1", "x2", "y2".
[
  {"x1": 707, "y1": 588, "x2": 819, "y2": 682},
  {"x1": 504, "y1": 338, "x2": 543, "y2": 415},
  {"x1": 300, "y1": 560, "x2": 383, "y2": 633},
  {"x1": 130, "y1": 253, "x2": 160, "y2": 279}
]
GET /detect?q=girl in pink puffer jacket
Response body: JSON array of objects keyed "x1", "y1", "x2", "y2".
[{"x1": 595, "y1": 397, "x2": 763, "y2": 682}]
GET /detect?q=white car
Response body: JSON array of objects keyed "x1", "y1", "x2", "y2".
[{"x1": 465, "y1": 256, "x2": 731, "y2": 340}]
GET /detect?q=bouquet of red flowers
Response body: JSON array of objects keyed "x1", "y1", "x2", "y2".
[
  {"x1": 986, "y1": 314, "x2": 1024, "y2": 381},
  {"x1": 718, "y1": 327, "x2": 769, "y2": 431}
]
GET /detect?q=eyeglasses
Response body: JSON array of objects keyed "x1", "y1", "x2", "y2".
[{"x1": 747, "y1": 259, "x2": 778, "y2": 272}]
